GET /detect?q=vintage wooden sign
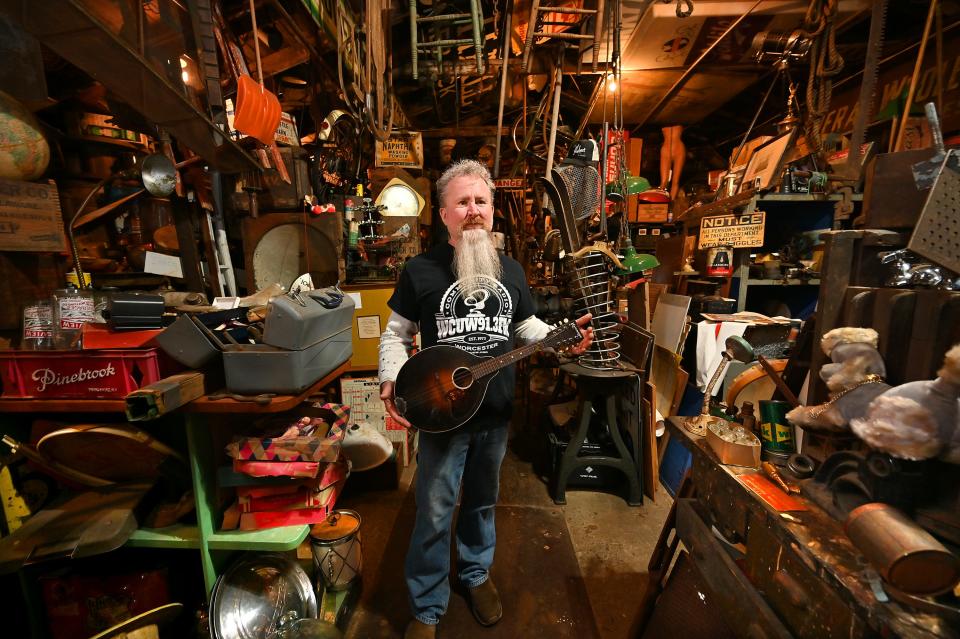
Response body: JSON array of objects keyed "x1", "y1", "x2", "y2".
[
  {"x1": 375, "y1": 131, "x2": 424, "y2": 169},
  {"x1": 823, "y1": 31, "x2": 960, "y2": 137},
  {"x1": 698, "y1": 210, "x2": 766, "y2": 249},
  {"x1": 0, "y1": 178, "x2": 66, "y2": 252}
]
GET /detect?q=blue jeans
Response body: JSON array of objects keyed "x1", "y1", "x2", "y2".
[{"x1": 406, "y1": 424, "x2": 509, "y2": 625}]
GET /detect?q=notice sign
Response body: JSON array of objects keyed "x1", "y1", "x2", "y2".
[
  {"x1": 375, "y1": 131, "x2": 424, "y2": 168},
  {"x1": 698, "y1": 211, "x2": 766, "y2": 249}
]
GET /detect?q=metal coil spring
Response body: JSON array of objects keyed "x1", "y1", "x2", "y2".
[{"x1": 567, "y1": 250, "x2": 621, "y2": 369}]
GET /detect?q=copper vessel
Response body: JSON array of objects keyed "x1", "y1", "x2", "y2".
[{"x1": 845, "y1": 502, "x2": 960, "y2": 595}]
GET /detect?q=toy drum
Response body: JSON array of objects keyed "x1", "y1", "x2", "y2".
[{"x1": 309, "y1": 509, "x2": 362, "y2": 591}]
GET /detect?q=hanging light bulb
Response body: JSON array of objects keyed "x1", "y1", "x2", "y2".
[{"x1": 606, "y1": 72, "x2": 618, "y2": 93}]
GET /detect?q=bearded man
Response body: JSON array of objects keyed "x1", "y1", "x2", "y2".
[{"x1": 378, "y1": 159, "x2": 593, "y2": 639}]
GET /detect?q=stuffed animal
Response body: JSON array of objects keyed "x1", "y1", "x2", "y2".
[
  {"x1": 850, "y1": 344, "x2": 960, "y2": 462},
  {"x1": 787, "y1": 327, "x2": 890, "y2": 432}
]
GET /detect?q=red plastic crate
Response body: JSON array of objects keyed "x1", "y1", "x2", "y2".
[{"x1": 0, "y1": 348, "x2": 162, "y2": 399}]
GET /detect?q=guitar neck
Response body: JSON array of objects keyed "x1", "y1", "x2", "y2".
[{"x1": 469, "y1": 341, "x2": 547, "y2": 378}]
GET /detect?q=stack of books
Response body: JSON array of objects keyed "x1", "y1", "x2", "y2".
[{"x1": 220, "y1": 403, "x2": 350, "y2": 530}]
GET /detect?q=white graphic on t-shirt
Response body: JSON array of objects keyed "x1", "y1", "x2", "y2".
[
  {"x1": 436, "y1": 276, "x2": 512, "y2": 353},
  {"x1": 463, "y1": 289, "x2": 490, "y2": 315}
]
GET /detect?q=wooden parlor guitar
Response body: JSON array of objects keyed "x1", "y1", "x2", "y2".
[{"x1": 393, "y1": 321, "x2": 583, "y2": 432}]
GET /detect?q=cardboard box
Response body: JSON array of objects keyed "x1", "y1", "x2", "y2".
[
  {"x1": 629, "y1": 201, "x2": 669, "y2": 223},
  {"x1": 0, "y1": 179, "x2": 66, "y2": 252}
]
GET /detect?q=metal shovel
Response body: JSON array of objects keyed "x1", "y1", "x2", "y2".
[{"x1": 912, "y1": 102, "x2": 958, "y2": 190}]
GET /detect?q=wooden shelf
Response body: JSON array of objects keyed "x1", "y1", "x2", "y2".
[
  {"x1": 743, "y1": 278, "x2": 821, "y2": 286},
  {"x1": 0, "y1": 398, "x2": 128, "y2": 413},
  {"x1": 207, "y1": 526, "x2": 310, "y2": 551},
  {"x1": 678, "y1": 191, "x2": 864, "y2": 224},
  {"x1": 180, "y1": 361, "x2": 350, "y2": 414},
  {"x1": 126, "y1": 523, "x2": 201, "y2": 549}
]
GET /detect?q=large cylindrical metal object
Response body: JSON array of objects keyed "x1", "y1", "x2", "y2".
[{"x1": 845, "y1": 502, "x2": 960, "y2": 595}]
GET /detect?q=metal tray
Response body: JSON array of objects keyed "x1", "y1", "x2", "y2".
[{"x1": 210, "y1": 553, "x2": 317, "y2": 639}]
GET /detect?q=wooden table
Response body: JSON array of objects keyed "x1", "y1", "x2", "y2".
[{"x1": 665, "y1": 416, "x2": 955, "y2": 639}]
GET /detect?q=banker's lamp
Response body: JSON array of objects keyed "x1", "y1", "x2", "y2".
[{"x1": 68, "y1": 154, "x2": 177, "y2": 289}]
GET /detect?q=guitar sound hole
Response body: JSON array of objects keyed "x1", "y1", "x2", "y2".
[{"x1": 451, "y1": 367, "x2": 474, "y2": 390}]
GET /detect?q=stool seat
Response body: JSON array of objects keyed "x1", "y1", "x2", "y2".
[{"x1": 553, "y1": 364, "x2": 644, "y2": 506}]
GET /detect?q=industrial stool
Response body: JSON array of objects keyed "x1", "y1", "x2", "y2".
[{"x1": 553, "y1": 363, "x2": 643, "y2": 506}]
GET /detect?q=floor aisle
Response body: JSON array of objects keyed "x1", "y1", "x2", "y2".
[{"x1": 340, "y1": 426, "x2": 673, "y2": 638}]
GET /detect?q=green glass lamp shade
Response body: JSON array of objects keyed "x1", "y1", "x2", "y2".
[
  {"x1": 617, "y1": 244, "x2": 660, "y2": 275},
  {"x1": 624, "y1": 174, "x2": 651, "y2": 195},
  {"x1": 607, "y1": 174, "x2": 650, "y2": 197}
]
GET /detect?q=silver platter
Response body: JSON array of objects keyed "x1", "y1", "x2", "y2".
[{"x1": 210, "y1": 552, "x2": 318, "y2": 639}]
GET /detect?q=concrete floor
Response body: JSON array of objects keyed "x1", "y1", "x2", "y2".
[{"x1": 339, "y1": 425, "x2": 673, "y2": 639}]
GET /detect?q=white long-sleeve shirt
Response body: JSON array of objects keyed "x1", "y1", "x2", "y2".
[{"x1": 378, "y1": 311, "x2": 553, "y2": 384}]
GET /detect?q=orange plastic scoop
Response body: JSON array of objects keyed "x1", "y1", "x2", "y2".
[
  {"x1": 234, "y1": 74, "x2": 280, "y2": 145},
  {"x1": 232, "y1": 0, "x2": 281, "y2": 145}
]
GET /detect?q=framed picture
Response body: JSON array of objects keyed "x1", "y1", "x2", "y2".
[{"x1": 739, "y1": 129, "x2": 797, "y2": 193}]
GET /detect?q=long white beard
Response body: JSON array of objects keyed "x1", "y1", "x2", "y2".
[{"x1": 453, "y1": 228, "x2": 502, "y2": 293}]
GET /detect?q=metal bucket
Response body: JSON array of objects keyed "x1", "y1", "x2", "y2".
[{"x1": 309, "y1": 509, "x2": 362, "y2": 591}]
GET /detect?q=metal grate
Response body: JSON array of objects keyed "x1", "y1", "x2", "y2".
[
  {"x1": 908, "y1": 150, "x2": 960, "y2": 274},
  {"x1": 555, "y1": 162, "x2": 602, "y2": 221}
]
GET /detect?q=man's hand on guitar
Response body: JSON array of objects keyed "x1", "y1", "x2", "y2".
[
  {"x1": 564, "y1": 313, "x2": 594, "y2": 355},
  {"x1": 380, "y1": 380, "x2": 413, "y2": 430}
]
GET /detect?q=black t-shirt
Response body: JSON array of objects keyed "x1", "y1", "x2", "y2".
[{"x1": 388, "y1": 242, "x2": 535, "y2": 427}]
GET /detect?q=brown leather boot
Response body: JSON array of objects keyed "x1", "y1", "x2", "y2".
[
  {"x1": 467, "y1": 578, "x2": 502, "y2": 626},
  {"x1": 404, "y1": 619, "x2": 437, "y2": 639}
]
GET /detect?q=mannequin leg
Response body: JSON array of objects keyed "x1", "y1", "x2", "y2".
[
  {"x1": 659, "y1": 128, "x2": 673, "y2": 191},
  {"x1": 665, "y1": 125, "x2": 685, "y2": 201}
]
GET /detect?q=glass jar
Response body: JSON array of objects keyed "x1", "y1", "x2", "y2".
[
  {"x1": 52, "y1": 285, "x2": 96, "y2": 349},
  {"x1": 21, "y1": 299, "x2": 54, "y2": 350}
]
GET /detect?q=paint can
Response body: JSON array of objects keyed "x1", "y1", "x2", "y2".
[
  {"x1": 705, "y1": 245, "x2": 733, "y2": 276},
  {"x1": 310, "y1": 509, "x2": 362, "y2": 591},
  {"x1": 758, "y1": 400, "x2": 796, "y2": 454}
]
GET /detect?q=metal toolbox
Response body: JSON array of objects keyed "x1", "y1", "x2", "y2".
[
  {"x1": 157, "y1": 290, "x2": 354, "y2": 394},
  {"x1": 263, "y1": 288, "x2": 355, "y2": 351},
  {"x1": 221, "y1": 327, "x2": 352, "y2": 394}
]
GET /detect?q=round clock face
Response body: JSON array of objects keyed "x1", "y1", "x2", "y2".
[
  {"x1": 378, "y1": 183, "x2": 420, "y2": 217},
  {"x1": 252, "y1": 224, "x2": 337, "y2": 291}
]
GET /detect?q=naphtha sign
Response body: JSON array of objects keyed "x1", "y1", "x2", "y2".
[
  {"x1": 375, "y1": 131, "x2": 424, "y2": 168},
  {"x1": 698, "y1": 211, "x2": 765, "y2": 249}
]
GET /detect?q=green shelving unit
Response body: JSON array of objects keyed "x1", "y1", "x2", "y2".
[{"x1": 1, "y1": 362, "x2": 349, "y2": 602}]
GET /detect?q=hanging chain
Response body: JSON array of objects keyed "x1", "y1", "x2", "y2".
[{"x1": 801, "y1": 0, "x2": 843, "y2": 158}]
